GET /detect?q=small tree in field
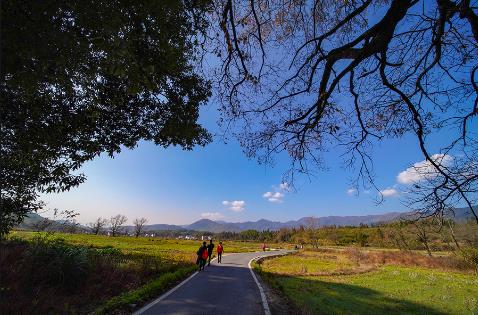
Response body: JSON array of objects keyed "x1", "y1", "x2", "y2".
[
  {"x1": 305, "y1": 217, "x2": 320, "y2": 249},
  {"x1": 87, "y1": 217, "x2": 107, "y2": 235},
  {"x1": 109, "y1": 215, "x2": 127, "y2": 237},
  {"x1": 413, "y1": 220, "x2": 433, "y2": 257},
  {"x1": 133, "y1": 218, "x2": 148, "y2": 238}
]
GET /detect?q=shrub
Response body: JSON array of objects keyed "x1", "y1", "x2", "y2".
[
  {"x1": 460, "y1": 248, "x2": 478, "y2": 270},
  {"x1": 23, "y1": 236, "x2": 91, "y2": 291}
]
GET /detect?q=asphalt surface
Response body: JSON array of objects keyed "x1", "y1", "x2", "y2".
[{"x1": 136, "y1": 250, "x2": 289, "y2": 315}]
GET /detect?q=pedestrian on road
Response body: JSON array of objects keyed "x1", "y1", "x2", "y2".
[
  {"x1": 197, "y1": 241, "x2": 208, "y2": 271},
  {"x1": 207, "y1": 239, "x2": 215, "y2": 266},
  {"x1": 217, "y1": 241, "x2": 224, "y2": 263},
  {"x1": 262, "y1": 243, "x2": 267, "y2": 251}
]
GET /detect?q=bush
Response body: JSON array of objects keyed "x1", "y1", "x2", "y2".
[
  {"x1": 461, "y1": 248, "x2": 478, "y2": 270},
  {"x1": 23, "y1": 236, "x2": 91, "y2": 291},
  {"x1": 1, "y1": 234, "x2": 198, "y2": 314}
]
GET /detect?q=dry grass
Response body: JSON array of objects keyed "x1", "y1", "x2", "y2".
[{"x1": 344, "y1": 247, "x2": 476, "y2": 273}]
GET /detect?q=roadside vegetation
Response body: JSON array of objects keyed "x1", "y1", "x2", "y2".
[
  {"x1": 254, "y1": 248, "x2": 478, "y2": 314},
  {"x1": 0, "y1": 231, "x2": 275, "y2": 314},
  {"x1": 2, "y1": 217, "x2": 476, "y2": 314}
]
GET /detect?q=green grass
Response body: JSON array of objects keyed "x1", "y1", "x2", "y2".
[
  {"x1": 259, "y1": 250, "x2": 356, "y2": 274},
  {"x1": 95, "y1": 265, "x2": 198, "y2": 314},
  {"x1": 11, "y1": 231, "x2": 272, "y2": 260},
  {"x1": 256, "y1": 250, "x2": 478, "y2": 315},
  {"x1": 7, "y1": 231, "x2": 276, "y2": 314}
]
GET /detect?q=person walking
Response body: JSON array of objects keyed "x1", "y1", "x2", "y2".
[
  {"x1": 217, "y1": 241, "x2": 224, "y2": 263},
  {"x1": 197, "y1": 241, "x2": 208, "y2": 271},
  {"x1": 207, "y1": 239, "x2": 215, "y2": 266}
]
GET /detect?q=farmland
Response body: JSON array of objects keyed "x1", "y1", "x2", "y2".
[
  {"x1": 12, "y1": 231, "x2": 271, "y2": 260},
  {"x1": 2, "y1": 230, "x2": 477, "y2": 314},
  {"x1": 1, "y1": 231, "x2": 280, "y2": 314},
  {"x1": 254, "y1": 249, "x2": 478, "y2": 314}
]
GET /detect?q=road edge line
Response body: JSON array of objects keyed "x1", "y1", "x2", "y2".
[{"x1": 248, "y1": 256, "x2": 272, "y2": 315}]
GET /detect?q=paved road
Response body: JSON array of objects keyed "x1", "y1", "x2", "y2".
[{"x1": 135, "y1": 250, "x2": 289, "y2": 315}]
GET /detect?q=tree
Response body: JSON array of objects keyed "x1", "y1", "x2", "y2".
[
  {"x1": 31, "y1": 209, "x2": 79, "y2": 234},
  {"x1": 87, "y1": 217, "x2": 108, "y2": 235},
  {"x1": 304, "y1": 216, "x2": 320, "y2": 248},
  {"x1": 211, "y1": 0, "x2": 478, "y2": 222},
  {"x1": 388, "y1": 221, "x2": 412, "y2": 251},
  {"x1": 413, "y1": 219, "x2": 434, "y2": 256},
  {"x1": 109, "y1": 215, "x2": 127, "y2": 237},
  {"x1": 133, "y1": 217, "x2": 148, "y2": 237},
  {"x1": 0, "y1": 0, "x2": 213, "y2": 237}
]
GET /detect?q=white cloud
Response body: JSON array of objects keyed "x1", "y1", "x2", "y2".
[
  {"x1": 263, "y1": 182, "x2": 289, "y2": 203},
  {"x1": 346, "y1": 188, "x2": 357, "y2": 196},
  {"x1": 380, "y1": 188, "x2": 399, "y2": 197},
  {"x1": 263, "y1": 191, "x2": 284, "y2": 203},
  {"x1": 201, "y1": 212, "x2": 224, "y2": 220},
  {"x1": 279, "y1": 182, "x2": 290, "y2": 191},
  {"x1": 397, "y1": 154, "x2": 453, "y2": 184},
  {"x1": 222, "y1": 200, "x2": 245, "y2": 212}
]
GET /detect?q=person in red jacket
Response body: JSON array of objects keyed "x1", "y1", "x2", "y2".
[
  {"x1": 217, "y1": 241, "x2": 224, "y2": 263},
  {"x1": 197, "y1": 241, "x2": 208, "y2": 271}
]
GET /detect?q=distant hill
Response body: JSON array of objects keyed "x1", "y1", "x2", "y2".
[
  {"x1": 185, "y1": 219, "x2": 242, "y2": 233},
  {"x1": 18, "y1": 206, "x2": 476, "y2": 233},
  {"x1": 16, "y1": 212, "x2": 86, "y2": 232},
  {"x1": 180, "y1": 206, "x2": 476, "y2": 232},
  {"x1": 182, "y1": 212, "x2": 404, "y2": 233},
  {"x1": 123, "y1": 223, "x2": 185, "y2": 232},
  {"x1": 16, "y1": 212, "x2": 46, "y2": 229},
  {"x1": 304, "y1": 212, "x2": 405, "y2": 227}
]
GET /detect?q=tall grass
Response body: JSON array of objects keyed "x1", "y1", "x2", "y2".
[
  {"x1": 0, "y1": 235, "x2": 194, "y2": 314},
  {"x1": 345, "y1": 247, "x2": 477, "y2": 272}
]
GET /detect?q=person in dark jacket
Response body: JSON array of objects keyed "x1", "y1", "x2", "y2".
[
  {"x1": 207, "y1": 239, "x2": 215, "y2": 266},
  {"x1": 197, "y1": 241, "x2": 208, "y2": 271}
]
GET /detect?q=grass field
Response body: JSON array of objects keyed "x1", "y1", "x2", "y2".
[
  {"x1": 255, "y1": 249, "x2": 478, "y2": 315},
  {"x1": 2, "y1": 231, "x2": 281, "y2": 314},
  {"x1": 10, "y1": 231, "x2": 271, "y2": 262}
]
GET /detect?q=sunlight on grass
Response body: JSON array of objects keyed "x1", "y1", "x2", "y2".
[
  {"x1": 260, "y1": 250, "x2": 356, "y2": 274},
  {"x1": 257, "y1": 250, "x2": 478, "y2": 314},
  {"x1": 11, "y1": 231, "x2": 271, "y2": 260}
]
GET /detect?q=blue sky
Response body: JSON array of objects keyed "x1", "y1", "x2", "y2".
[
  {"x1": 41, "y1": 1, "x2": 477, "y2": 225},
  {"x1": 41, "y1": 99, "x2": 456, "y2": 225}
]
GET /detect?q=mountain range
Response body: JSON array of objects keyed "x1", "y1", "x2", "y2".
[
  {"x1": 19, "y1": 206, "x2": 476, "y2": 233},
  {"x1": 139, "y1": 206, "x2": 476, "y2": 233}
]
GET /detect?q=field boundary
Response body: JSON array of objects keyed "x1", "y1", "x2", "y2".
[
  {"x1": 248, "y1": 256, "x2": 272, "y2": 315},
  {"x1": 248, "y1": 251, "x2": 293, "y2": 315}
]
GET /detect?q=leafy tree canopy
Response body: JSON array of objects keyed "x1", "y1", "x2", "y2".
[{"x1": 0, "y1": 0, "x2": 212, "y2": 236}]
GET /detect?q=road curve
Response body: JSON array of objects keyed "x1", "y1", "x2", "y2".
[{"x1": 134, "y1": 250, "x2": 289, "y2": 315}]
